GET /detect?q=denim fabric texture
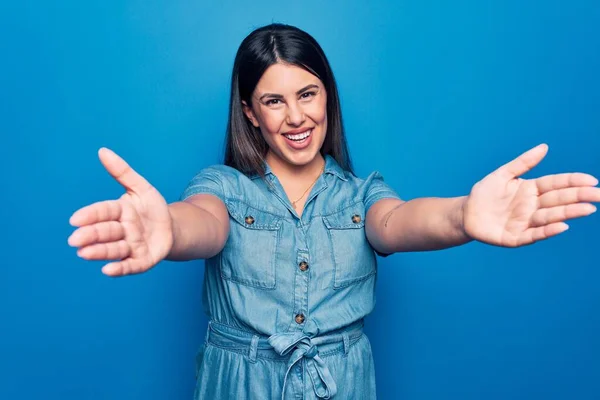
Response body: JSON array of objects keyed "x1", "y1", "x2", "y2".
[{"x1": 181, "y1": 155, "x2": 400, "y2": 399}]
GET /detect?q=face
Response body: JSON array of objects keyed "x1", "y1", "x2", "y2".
[{"x1": 243, "y1": 63, "x2": 327, "y2": 170}]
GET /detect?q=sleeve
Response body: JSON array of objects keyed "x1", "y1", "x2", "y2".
[
  {"x1": 364, "y1": 171, "x2": 402, "y2": 258},
  {"x1": 179, "y1": 167, "x2": 227, "y2": 203},
  {"x1": 363, "y1": 171, "x2": 402, "y2": 214}
]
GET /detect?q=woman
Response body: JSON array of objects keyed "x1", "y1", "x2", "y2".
[{"x1": 68, "y1": 24, "x2": 599, "y2": 399}]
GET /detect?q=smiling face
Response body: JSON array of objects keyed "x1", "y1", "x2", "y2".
[{"x1": 242, "y1": 63, "x2": 328, "y2": 172}]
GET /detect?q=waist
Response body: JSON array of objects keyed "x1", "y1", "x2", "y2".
[{"x1": 206, "y1": 319, "x2": 365, "y2": 361}]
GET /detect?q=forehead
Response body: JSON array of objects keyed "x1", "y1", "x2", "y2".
[{"x1": 254, "y1": 63, "x2": 322, "y2": 94}]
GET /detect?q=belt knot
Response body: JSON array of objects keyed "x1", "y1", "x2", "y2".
[
  {"x1": 304, "y1": 345, "x2": 318, "y2": 359},
  {"x1": 268, "y1": 331, "x2": 337, "y2": 399}
]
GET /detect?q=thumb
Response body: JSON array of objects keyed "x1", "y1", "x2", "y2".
[
  {"x1": 98, "y1": 147, "x2": 152, "y2": 193},
  {"x1": 498, "y1": 143, "x2": 549, "y2": 179}
]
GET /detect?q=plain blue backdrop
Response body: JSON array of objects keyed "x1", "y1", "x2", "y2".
[{"x1": 1, "y1": 1, "x2": 599, "y2": 399}]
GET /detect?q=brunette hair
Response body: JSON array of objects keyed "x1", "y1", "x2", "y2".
[{"x1": 223, "y1": 23, "x2": 353, "y2": 176}]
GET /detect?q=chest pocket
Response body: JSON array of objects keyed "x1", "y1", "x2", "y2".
[
  {"x1": 323, "y1": 203, "x2": 377, "y2": 289},
  {"x1": 220, "y1": 200, "x2": 282, "y2": 289}
]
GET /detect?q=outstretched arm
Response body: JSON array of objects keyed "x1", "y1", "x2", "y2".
[
  {"x1": 366, "y1": 144, "x2": 600, "y2": 254},
  {"x1": 366, "y1": 197, "x2": 470, "y2": 253},
  {"x1": 167, "y1": 195, "x2": 229, "y2": 261},
  {"x1": 68, "y1": 148, "x2": 229, "y2": 276}
]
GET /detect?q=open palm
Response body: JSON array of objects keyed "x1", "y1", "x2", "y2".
[
  {"x1": 463, "y1": 144, "x2": 599, "y2": 247},
  {"x1": 68, "y1": 148, "x2": 173, "y2": 276}
]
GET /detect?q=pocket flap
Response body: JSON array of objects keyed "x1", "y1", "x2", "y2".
[
  {"x1": 323, "y1": 204, "x2": 366, "y2": 229},
  {"x1": 226, "y1": 200, "x2": 282, "y2": 230}
]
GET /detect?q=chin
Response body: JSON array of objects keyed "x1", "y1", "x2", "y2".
[{"x1": 284, "y1": 145, "x2": 324, "y2": 166}]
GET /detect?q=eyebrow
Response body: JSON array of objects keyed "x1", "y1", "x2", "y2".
[{"x1": 258, "y1": 84, "x2": 320, "y2": 101}]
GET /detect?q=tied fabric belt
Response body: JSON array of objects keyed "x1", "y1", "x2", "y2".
[{"x1": 206, "y1": 320, "x2": 364, "y2": 399}]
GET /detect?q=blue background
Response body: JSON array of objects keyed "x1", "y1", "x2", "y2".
[{"x1": 1, "y1": 1, "x2": 599, "y2": 399}]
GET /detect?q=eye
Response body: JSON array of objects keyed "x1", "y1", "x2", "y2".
[
  {"x1": 300, "y1": 91, "x2": 317, "y2": 100},
  {"x1": 265, "y1": 98, "x2": 283, "y2": 107}
]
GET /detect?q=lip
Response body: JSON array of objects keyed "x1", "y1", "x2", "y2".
[
  {"x1": 282, "y1": 127, "x2": 314, "y2": 135},
  {"x1": 283, "y1": 128, "x2": 313, "y2": 150}
]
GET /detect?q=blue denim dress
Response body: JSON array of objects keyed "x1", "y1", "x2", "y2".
[{"x1": 181, "y1": 155, "x2": 400, "y2": 399}]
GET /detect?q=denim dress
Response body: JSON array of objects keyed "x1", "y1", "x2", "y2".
[{"x1": 181, "y1": 155, "x2": 400, "y2": 400}]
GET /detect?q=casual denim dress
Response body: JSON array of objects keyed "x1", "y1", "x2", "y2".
[{"x1": 181, "y1": 155, "x2": 400, "y2": 400}]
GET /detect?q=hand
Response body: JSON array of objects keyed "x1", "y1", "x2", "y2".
[
  {"x1": 463, "y1": 144, "x2": 600, "y2": 247},
  {"x1": 68, "y1": 148, "x2": 174, "y2": 276}
]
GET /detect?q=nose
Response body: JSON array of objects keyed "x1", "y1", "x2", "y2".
[{"x1": 286, "y1": 101, "x2": 305, "y2": 126}]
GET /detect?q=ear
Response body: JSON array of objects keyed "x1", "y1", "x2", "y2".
[{"x1": 242, "y1": 101, "x2": 260, "y2": 128}]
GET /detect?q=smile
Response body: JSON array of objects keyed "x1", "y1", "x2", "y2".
[{"x1": 283, "y1": 129, "x2": 312, "y2": 142}]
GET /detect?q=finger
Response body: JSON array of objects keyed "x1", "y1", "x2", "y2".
[
  {"x1": 98, "y1": 147, "x2": 152, "y2": 194},
  {"x1": 538, "y1": 186, "x2": 600, "y2": 208},
  {"x1": 498, "y1": 143, "x2": 549, "y2": 179},
  {"x1": 531, "y1": 203, "x2": 597, "y2": 227},
  {"x1": 519, "y1": 222, "x2": 569, "y2": 245},
  {"x1": 77, "y1": 240, "x2": 131, "y2": 261},
  {"x1": 69, "y1": 200, "x2": 122, "y2": 227},
  {"x1": 68, "y1": 221, "x2": 125, "y2": 248},
  {"x1": 102, "y1": 258, "x2": 146, "y2": 277},
  {"x1": 535, "y1": 173, "x2": 599, "y2": 194}
]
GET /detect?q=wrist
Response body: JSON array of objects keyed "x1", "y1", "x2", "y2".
[
  {"x1": 456, "y1": 196, "x2": 472, "y2": 242},
  {"x1": 166, "y1": 204, "x2": 179, "y2": 257}
]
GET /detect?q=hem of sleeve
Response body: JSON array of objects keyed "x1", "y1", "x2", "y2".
[
  {"x1": 365, "y1": 190, "x2": 402, "y2": 213},
  {"x1": 180, "y1": 187, "x2": 227, "y2": 203},
  {"x1": 367, "y1": 191, "x2": 401, "y2": 258}
]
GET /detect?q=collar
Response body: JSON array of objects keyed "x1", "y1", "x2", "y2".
[
  {"x1": 323, "y1": 154, "x2": 348, "y2": 181},
  {"x1": 248, "y1": 154, "x2": 348, "y2": 181}
]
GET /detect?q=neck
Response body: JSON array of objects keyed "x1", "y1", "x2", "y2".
[{"x1": 265, "y1": 152, "x2": 326, "y2": 181}]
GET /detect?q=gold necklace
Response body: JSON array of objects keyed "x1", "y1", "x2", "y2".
[{"x1": 291, "y1": 164, "x2": 325, "y2": 210}]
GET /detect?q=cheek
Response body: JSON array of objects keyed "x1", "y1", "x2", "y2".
[
  {"x1": 258, "y1": 109, "x2": 286, "y2": 135},
  {"x1": 308, "y1": 99, "x2": 327, "y2": 124}
]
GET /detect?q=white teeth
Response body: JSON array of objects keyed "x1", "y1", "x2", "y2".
[{"x1": 284, "y1": 129, "x2": 312, "y2": 141}]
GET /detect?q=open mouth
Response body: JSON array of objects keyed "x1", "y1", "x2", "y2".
[{"x1": 283, "y1": 129, "x2": 312, "y2": 142}]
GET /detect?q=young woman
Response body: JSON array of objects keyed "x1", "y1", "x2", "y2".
[{"x1": 68, "y1": 24, "x2": 600, "y2": 399}]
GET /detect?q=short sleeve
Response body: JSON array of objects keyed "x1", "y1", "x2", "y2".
[
  {"x1": 180, "y1": 167, "x2": 227, "y2": 203},
  {"x1": 363, "y1": 171, "x2": 401, "y2": 213},
  {"x1": 362, "y1": 172, "x2": 401, "y2": 258}
]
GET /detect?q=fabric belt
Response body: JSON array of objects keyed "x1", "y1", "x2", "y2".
[{"x1": 206, "y1": 320, "x2": 364, "y2": 399}]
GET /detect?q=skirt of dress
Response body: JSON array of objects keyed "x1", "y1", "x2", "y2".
[{"x1": 193, "y1": 322, "x2": 377, "y2": 400}]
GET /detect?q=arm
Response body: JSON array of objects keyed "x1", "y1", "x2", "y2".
[
  {"x1": 366, "y1": 197, "x2": 471, "y2": 254},
  {"x1": 166, "y1": 194, "x2": 230, "y2": 261},
  {"x1": 366, "y1": 144, "x2": 600, "y2": 254},
  {"x1": 68, "y1": 148, "x2": 233, "y2": 276}
]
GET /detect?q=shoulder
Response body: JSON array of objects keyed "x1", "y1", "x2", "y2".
[
  {"x1": 187, "y1": 164, "x2": 256, "y2": 188},
  {"x1": 348, "y1": 170, "x2": 386, "y2": 184},
  {"x1": 181, "y1": 164, "x2": 250, "y2": 202},
  {"x1": 335, "y1": 169, "x2": 389, "y2": 191},
  {"x1": 194, "y1": 164, "x2": 244, "y2": 180},
  {"x1": 334, "y1": 169, "x2": 400, "y2": 213}
]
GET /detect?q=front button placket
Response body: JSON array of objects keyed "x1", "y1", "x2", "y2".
[
  {"x1": 265, "y1": 175, "x2": 300, "y2": 218},
  {"x1": 291, "y1": 249, "x2": 310, "y2": 331},
  {"x1": 302, "y1": 177, "x2": 327, "y2": 223},
  {"x1": 264, "y1": 170, "x2": 326, "y2": 332},
  {"x1": 266, "y1": 173, "x2": 328, "y2": 222}
]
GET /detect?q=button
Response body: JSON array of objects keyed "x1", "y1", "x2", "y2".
[
  {"x1": 295, "y1": 313, "x2": 305, "y2": 324},
  {"x1": 245, "y1": 216, "x2": 255, "y2": 225},
  {"x1": 351, "y1": 214, "x2": 361, "y2": 224},
  {"x1": 299, "y1": 261, "x2": 309, "y2": 272}
]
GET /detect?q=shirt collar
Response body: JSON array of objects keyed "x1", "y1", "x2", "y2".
[
  {"x1": 323, "y1": 154, "x2": 348, "y2": 181},
  {"x1": 248, "y1": 154, "x2": 348, "y2": 181}
]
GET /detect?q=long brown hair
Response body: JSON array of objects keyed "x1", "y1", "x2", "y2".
[{"x1": 223, "y1": 23, "x2": 353, "y2": 176}]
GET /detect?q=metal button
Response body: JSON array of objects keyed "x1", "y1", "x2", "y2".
[
  {"x1": 299, "y1": 261, "x2": 309, "y2": 272},
  {"x1": 295, "y1": 313, "x2": 305, "y2": 324},
  {"x1": 351, "y1": 214, "x2": 361, "y2": 224},
  {"x1": 245, "y1": 216, "x2": 255, "y2": 225}
]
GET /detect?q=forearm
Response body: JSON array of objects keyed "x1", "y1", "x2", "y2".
[
  {"x1": 166, "y1": 201, "x2": 228, "y2": 261},
  {"x1": 372, "y1": 196, "x2": 472, "y2": 253}
]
